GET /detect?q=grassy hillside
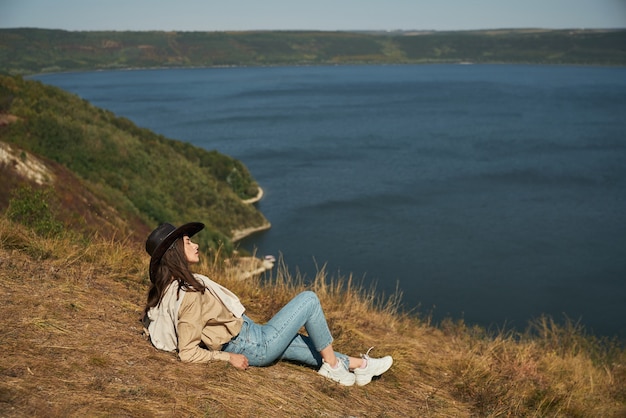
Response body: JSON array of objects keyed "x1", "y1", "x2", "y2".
[
  {"x1": 0, "y1": 140, "x2": 153, "y2": 242},
  {"x1": 0, "y1": 75, "x2": 268, "y2": 252},
  {"x1": 0, "y1": 216, "x2": 624, "y2": 417},
  {"x1": 1, "y1": 28, "x2": 625, "y2": 75}
]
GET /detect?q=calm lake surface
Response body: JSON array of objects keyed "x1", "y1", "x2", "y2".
[{"x1": 34, "y1": 65, "x2": 626, "y2": 339}]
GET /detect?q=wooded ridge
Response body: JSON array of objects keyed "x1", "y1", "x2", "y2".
[
  {"x1": 1, "y1": 28, "x2": 625, "y2": 75},
  {"x1": 0, "y1": 75, "x2": 268, "y2": 251}
]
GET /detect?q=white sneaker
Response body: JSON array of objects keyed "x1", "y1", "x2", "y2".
[
  {"x1": 318, "y1": 360, "x2": 356, "y2": 386},
  {"x1": 354, "y1": 347, "x2": 393, "y2": 386}
]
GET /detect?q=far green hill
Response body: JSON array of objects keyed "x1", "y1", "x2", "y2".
[{"x1": 1, "y1": 28, "x2": 625, "y2": 75}]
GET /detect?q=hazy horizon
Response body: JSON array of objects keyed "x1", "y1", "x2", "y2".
[{"x1": 2, "y1": 0, "x2": 625, "y2": 32}]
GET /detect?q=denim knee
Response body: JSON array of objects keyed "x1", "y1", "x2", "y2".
[{"x1": 299, "y1": 290, "x2": 320, "y2": 306}]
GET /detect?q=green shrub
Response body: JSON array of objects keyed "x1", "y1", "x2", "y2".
[{"x1": 6, "y1": 185, "x2": 64, "y2": 236}]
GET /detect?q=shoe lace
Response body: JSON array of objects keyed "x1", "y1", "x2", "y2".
[{"x1": 361, "y1": 346, "x2": 375, "y2": 360}]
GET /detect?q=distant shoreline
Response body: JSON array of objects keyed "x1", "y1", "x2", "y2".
[{"x1": 8, "y1": 28, "x2": 626, "y2": 77}]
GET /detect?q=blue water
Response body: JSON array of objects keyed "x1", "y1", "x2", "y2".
[{"x1": 33, "y1": 65, "x2": 626, "y2": 339}]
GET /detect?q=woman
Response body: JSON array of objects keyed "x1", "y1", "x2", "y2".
[{"x1": 143, "y1": 222, "x2": 393, "y2": 386}]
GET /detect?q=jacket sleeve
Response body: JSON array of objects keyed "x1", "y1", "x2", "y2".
[{"x1": 177, "y1": 292, "x2": 230, "y2": 363}]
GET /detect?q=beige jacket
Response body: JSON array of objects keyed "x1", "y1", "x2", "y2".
[
  {"x1": 177, "y1": 288, "x2": 244, "y2": 363},
  {"x1": 145, "y1": 274, "x2": 244, "y2": 363}
]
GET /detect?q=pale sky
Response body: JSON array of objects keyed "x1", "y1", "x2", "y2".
[{"x1": 1, "y1": 0, "x2": 625, "y2": 32}]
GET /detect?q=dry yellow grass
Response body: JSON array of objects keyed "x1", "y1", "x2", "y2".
[{"x1": 0, "y1": 216, "x2": 624, "y2": 417}]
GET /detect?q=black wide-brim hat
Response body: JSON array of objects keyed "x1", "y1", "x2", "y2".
[{"x1": 145, "y1": 222, "x2": 205, "y2": 282}]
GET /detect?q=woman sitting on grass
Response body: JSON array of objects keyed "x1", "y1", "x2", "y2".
[{"x1": 142, "y1": 222, "x2": 393, "y2": 386}]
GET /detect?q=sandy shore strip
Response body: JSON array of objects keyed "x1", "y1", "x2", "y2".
[
  {"x1": 242, "y1": 186, "x2": 264, "y2": 204},
  {"x1": 231, "y1": 221, "x2": 272, "y2": 243},
  {"x1": 232, "y1": 186, "x2": 270, "y2": 242}
]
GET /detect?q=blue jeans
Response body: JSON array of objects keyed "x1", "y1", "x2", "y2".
[{"x1": 221, "y1": 291, "x2": 349, "y2": 369}]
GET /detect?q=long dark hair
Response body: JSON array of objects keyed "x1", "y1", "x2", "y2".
[{"x1": 144, "y1": 237, "x2": 206, "y2": 315}]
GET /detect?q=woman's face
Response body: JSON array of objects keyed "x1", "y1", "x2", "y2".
[{"x1": 183, "y1": 236, "x2": 200, "y2": 264}]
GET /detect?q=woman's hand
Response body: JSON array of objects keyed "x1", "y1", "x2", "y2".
[{"x1": 228, "y1": 353, "x2": 249, "y2": 370}]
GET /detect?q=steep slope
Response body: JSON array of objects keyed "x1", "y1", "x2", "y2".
[
  {"x1": 0, "y1": 75, "x2": 269, "y2": 251},
  {"x1": 1, "y1": 140, "x2": 151, "y2": 241}
]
